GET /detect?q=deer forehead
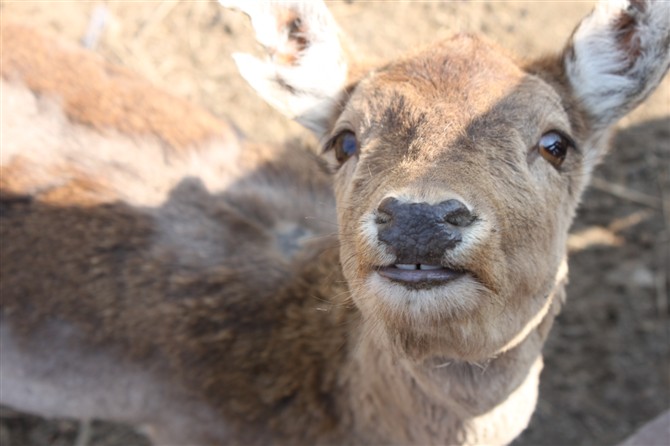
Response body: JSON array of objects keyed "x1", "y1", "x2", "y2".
[{"x1": 340, "y1": 36, "x2": 572, "y2": 154}]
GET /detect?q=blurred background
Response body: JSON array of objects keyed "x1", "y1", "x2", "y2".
[{"x1": 1, "y1": 1, "x2": 668, "y2": 445}]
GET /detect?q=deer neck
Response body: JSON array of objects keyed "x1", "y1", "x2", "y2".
[{"x1": 341, "y1": 283, "x2": 564, "y2": 445}]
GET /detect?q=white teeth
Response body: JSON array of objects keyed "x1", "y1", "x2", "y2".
[{"x1": 393, "y1": 264, "x2": 443, "y2": 270}]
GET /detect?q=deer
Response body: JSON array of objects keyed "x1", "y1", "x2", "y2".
[{"x1": 1, "y1": 0, "x2": 668, "y2": 445}]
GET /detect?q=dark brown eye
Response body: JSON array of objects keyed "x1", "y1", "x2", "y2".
[
  {"x1": 327, "y1": 131, "x2": 359, "y2": 165},
  {"x1": 538, "y1": 131, "x2": 571, "y2": 168}
]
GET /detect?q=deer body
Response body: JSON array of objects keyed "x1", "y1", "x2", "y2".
[{"x1": 1, "y1": 1, "x2": 669, "y2": 445}]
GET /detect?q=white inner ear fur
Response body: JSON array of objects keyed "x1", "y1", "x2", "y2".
[
  {"x1": 565, "y1": 0, "x2": 670, "y2": 129},
  {"x1": 221, "y1": 0, "x2": 348, "y2": 137}
]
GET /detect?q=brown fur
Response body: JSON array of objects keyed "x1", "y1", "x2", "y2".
[
  {"x1": 1, "y1": 1, "x2": 667, "y2": 444},
  {"x1": 1, "y1": 23, "x2": 233, "y2": 151}
]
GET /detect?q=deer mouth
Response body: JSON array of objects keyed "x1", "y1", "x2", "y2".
[{"x1": 377, "y1": 264, "x2": 465, "y2": 289}]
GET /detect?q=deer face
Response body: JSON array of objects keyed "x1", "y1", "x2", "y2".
[
  {"x1": 326, "y1": 36, "x2": 581, "y2": 360},
  {"x1": 224, "y1": 0, "x2": 669, "y2": 360}
]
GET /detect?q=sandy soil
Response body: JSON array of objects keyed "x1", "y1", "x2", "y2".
[{"x1": 1, "y1": 1, "x2": 668, "y2": 445}]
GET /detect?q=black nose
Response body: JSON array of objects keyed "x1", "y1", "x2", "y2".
[{"x1": 376, "y1": 197, "x2": 475, "y2": 264}]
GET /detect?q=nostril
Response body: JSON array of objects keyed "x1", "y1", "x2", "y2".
[
  {"x1": 375, "y1": 197, "x2": 399, "y2": 225},
  {"x1": 374, "y1": 212, "x2": 392, "y2": 225},
  {"x1": 375, "y1": 197, "x2": 475, "y2": 227},
  {"x1": 439, "y1": 200, "x2": 476, "y2": 227},
  {"x1": 377, "y1": 197, "x2": 400, "y2": 215}
]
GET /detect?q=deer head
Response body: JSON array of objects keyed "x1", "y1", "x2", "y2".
[{"x1": 223, "y1": 0, "x2": 669, "y2": 361}]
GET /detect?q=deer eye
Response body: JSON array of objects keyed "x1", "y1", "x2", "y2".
[
  {"x1": 326, "y1": 130, "x2": 359, "y2": 165},
  {"x1": 537, "y1": 131, "x2": 572, "y2": 168}
]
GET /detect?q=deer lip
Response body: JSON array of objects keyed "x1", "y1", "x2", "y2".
[{"x1": 377, "y1": 264, "x2": 465, "y2": 289}]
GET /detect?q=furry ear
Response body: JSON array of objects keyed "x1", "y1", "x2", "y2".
[
  {"x1": 564, "y1": 0, "x2": 670, "y2": 131},
  {"x1": 220, "y1": 0, "x2": 348, "y2": 138}
]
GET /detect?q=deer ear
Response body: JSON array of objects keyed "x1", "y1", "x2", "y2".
[
  {"x1": 220, "y1": 0, "x2": 348, "y2": 138},
  {"x1": 564, "y1": 0, "x2": 670, "y2": 131}
]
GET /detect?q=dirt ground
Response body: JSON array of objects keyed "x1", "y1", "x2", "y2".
[{"x1": 1, "y1": 1, "x2": 668, "y2": 445}]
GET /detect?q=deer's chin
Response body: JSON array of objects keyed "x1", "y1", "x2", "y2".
[{"x1": 353, "y1": 273, "x2": 511, "y2": 361}]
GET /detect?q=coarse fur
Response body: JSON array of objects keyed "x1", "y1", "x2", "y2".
[{"x1": 1, "y1": 1, "x2": 668, "y2": 445}]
